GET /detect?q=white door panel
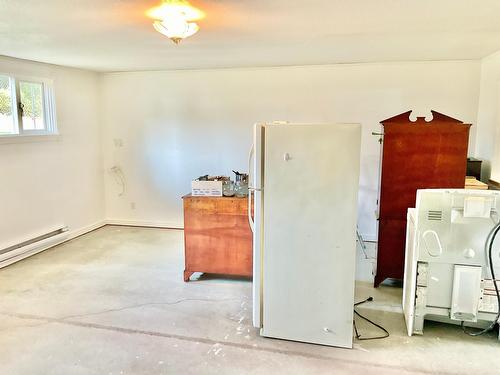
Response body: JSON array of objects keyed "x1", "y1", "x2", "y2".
[
  {"x1": 252, "y1": 124, "x2": 264, "y2": 328},
  {"x1": 261, "y1": 123, "x2": 361, "y2": 348},
  {"x1": 403, "y1": 209, "x2": 417, "y2": 336}
]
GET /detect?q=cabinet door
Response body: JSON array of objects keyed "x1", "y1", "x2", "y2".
[
  {"x1": 375, "y1": 121, "x2": 469, "y2": 286},
  {"x1": 379, "y1": 123, "x2": 469, "y2": 220}
]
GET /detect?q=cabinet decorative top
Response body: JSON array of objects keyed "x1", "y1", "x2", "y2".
[{"x1": 380, "y1": 110, "x2": 471, "y2": 127}]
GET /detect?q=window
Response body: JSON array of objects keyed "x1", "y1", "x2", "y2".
[
  {"x1": 0, "y1": 75, "x2": 15, "y2": 135},
  {"x1": 0, "y1": 74, "x2": 57, "y2": 137}
]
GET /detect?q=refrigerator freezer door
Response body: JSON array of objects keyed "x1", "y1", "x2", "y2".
[{"x1": 261, "y1": 123, "x2": 361, "y2": 348}]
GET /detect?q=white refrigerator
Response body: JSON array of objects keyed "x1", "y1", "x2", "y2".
[{"x1": 248, "y1": 122, "x2": 361, "y2": 348}]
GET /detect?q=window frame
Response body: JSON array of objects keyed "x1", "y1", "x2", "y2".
[{"x1": 0, "y1": 72, "x2": 58, "y2": 138}]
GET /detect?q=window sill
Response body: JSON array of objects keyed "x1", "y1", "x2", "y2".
[{"x1": 0, "y1": 134, "x2": 61, "y2": 145}]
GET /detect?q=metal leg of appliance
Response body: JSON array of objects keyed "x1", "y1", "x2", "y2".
[{"x1": 414, "y1": 286, "x2": 427, "y2": 335}]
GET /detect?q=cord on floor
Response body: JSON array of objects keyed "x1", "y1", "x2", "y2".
[{"x1": 353, "y1": 296, "x2": 390, "y2": 341}]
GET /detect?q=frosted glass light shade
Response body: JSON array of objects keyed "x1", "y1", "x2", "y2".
[{"x1": 153, "y1": 19, "x2": 199, "y2": 44}]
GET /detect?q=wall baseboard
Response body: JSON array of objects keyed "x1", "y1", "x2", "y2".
[
  {"x1": 0, "y1": 220, "x2": 107, "y2": 269},
  {"x1": 105, "y1": 219, "x2": 183, "y2": 230},
  {"x1": 68, "y1": 220, "x2": 107, "y2": 239}
]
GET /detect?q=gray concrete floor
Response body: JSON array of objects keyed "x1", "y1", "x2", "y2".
[{"x1": 0, "y1": 226, "x2": 498, "y2": 375}]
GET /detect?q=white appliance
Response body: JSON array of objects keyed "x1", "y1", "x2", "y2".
[
  {"x1": 403, "y1": 189, "x2": 500, "y2": 338},
  {"x1": 248, "y1": 122, "x2": 361, "y2": 348}
]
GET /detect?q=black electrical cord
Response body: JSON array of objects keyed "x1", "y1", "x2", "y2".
[
  {"x1": 353, "y1": 296, "x2": 390, "y2": 340},
  {"x1": 461, "y1": 221, "x2": 500, "y2": 336}
]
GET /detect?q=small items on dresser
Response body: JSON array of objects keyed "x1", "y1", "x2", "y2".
[
  {"x1": 222, "y1": 179, "x2": 235, "y2": 196},
  {"x1": 232, "y1": 170, "x2": 249, "y2": 197},
  {"x1": 191, "y1": 175, "x2": 228, "y2": 196},
  {"x1": 191, "y1": 172, "x2": 249, "y2": 197}
]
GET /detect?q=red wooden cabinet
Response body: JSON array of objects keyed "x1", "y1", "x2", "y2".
[{"x1": 374, "y1": 110, "x2": 471, "y2": 286}]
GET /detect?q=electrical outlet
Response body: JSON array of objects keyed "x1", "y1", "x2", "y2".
[
  {"x1": 114, "y1": 138, "x2": 123, "y2": 148},
  {"x1": 130, "y1": 202, "x2": 136, "y2": 210}
]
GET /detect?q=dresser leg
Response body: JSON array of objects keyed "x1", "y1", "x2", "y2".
[{"x1": 184, "y1": 270, "x2": 193, "y2": 282}]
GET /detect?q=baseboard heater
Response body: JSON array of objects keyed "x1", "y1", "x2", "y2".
[{"x1": 0, "y1": 226, "x2": 69, "y2": 268}]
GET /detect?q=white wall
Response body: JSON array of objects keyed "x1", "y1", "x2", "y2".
[
  {"x1": 476, "y1": 51, "x2": 500, "y2": 182},
  {"x1": 101, "y1": 61, "x2": 480, "y2": 239},
  {"x1": 0, "y1": 56, "x2": 105, "y2": 248}
]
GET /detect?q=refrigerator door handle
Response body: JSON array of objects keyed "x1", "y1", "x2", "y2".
[
  {"x1": 248, "y1": 144, "x2": 255, "y2": 232},
  {"x1": 248, "y1": 190, "x2": 255, "y2": 233}
]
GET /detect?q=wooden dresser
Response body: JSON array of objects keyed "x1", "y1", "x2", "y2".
[
  {"x1": 182, "y1": 194, "x2": 253, "y2": 281},
  {"x1": 375, "y1": 110, "x2": 470, "y2": 286}
]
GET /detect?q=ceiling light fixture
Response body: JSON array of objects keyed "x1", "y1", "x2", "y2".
[{"x1": 147, "y1": 0, "x2": 205, "y2": 45}]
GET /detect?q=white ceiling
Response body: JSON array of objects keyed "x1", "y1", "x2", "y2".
[{"x1": 1, "y1": 0, "x2": 500, "y2": 72}]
